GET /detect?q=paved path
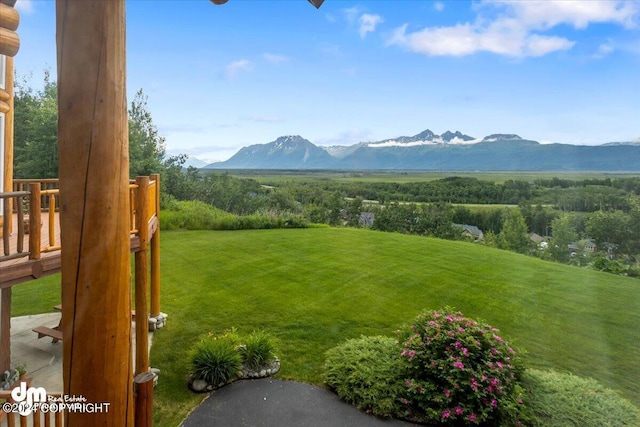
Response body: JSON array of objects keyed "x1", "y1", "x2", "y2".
[{"x1": 181, "y1": 378, "x2": 417, "y2": 427}]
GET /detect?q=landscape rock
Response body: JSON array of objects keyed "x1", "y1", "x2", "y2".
[{"x1": 190, "y1": 379, "x2": 208, "y2": 392}]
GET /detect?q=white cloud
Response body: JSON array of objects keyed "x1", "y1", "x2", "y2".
[
  {"x1": 359, "y1": 14, "x2": 383, "y2": 39},
  {"x1": 523, "y1": 34, "x2": 576, "y2": 57},
  {"x1": 241, "y1": 114, "x2": 285, "y2": 123},
  {"x1": 386, "y1": 0, "x2": 638, "y2": 58},
  {"x1": 262, "y1": 53, "x2": 289, "y2": 64},
  {"x1": 487, "y1": 0, "x2": 639, "y2": 30},
  {"x1": 316, "y1": 128, "x2": 374, "y2": 146},
  {"x1": 15, "y1": 0, "x2": 34, "y2": 14},
  {"x1": 224, "y1": 59, "x2": 252, "y2": 79},
  {"x1": 318, "y1": 43, "x2": 343, "y2": 57},
  {"x1": 434, "y1": 2, "x2": 445, "y2": 13},
  {"x1": 342, "y1": 6, "x2": 362, "y2": 24},
  {"x1": 593, "y1": 41, "x2": 615, "y2": 59}
]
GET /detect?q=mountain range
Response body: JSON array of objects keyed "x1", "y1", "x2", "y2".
[{"x1": 203, "y1": 130, "x2": 640, "y2": 171}]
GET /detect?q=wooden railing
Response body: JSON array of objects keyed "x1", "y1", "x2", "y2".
[
  {"x1": 2, "y1": 178, "x2": 159, "y2": 264},
  {"x1": 0, "y1": 391, "x2": 64, "y2": 427}
]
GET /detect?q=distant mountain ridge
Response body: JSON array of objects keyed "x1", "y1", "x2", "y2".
[{"x1": 204, "y1": 130, "x2": 640, "y2": 171}]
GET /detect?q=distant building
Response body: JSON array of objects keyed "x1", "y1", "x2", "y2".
[
  {"x1": 454, "y1": 224, "x2": 484, "y2": 241},
  {"x1": 529, "y1": 233, "x2": 549, "y2": 249},
  {"x1": 568, "y1": 239, "x2": 597, "y2": 256},
  {"x1": 359, "y1": 212, "x2": 375, "y2": 227}
]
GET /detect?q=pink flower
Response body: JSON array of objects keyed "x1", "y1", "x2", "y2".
[
  {"x1": 444, "y1": 389, "x2": 451, "y2": 398},
  {"x1": 491, "y1": 399, "x2": 498, "y2": 408},
  {"x1": 441, "y1": 410, "x2": 451, "y2": 419},
  {"x1": 462, "y1": 347, "x2": 469, "y2": 357},
  {"x1": 458, "y1": 327, "x2": 465, "y2": 333},
  {"x1": 490, "y1": 378, "x2": 500, "y2": 387},
  {"x1": 408, "y1": 350, "x2": 416, "y2": 359},
  {"x1": 455, "y1": 341, "x2": 463, "y2": 349},
  {"x1": 468, "y1": 413, "x2": 477, "y2": 422},
  {"x1": 453, "y1": 361, "x2": 465, "y2": 370},
  {"x1": 405, "y1": 380, "x2": 414, "y2": 387},
  {"x1": 455, "y1": 406, "x2": 464, "y2": 415}
]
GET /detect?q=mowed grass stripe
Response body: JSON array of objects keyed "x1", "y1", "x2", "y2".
[
  {"x1": 11, "y1": 227, "x2": 640, "y2": 427},
  {"x1": 149, "y1": 228, "x2": 640, "y2": 425}
]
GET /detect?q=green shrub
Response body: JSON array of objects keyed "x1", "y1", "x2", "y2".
[
  {"x1": 238, "y1": 330, "x2": 277, "y2": 370},
  {"x1": 325, "y1": 336, "x2": 405, "y2": 418},
  {"x1": 397, "y1": 308, "x2": 526, "y2": 426},
  {"x1": 190, "y1": 336, "x2": 243, "y2": 386},
  {"x1": 161, "y1": 200, "x2": 231, "y2": 230},
  {"x1": 523, "y1": 369, "x2": 640, "y2": 427},
  {"x1": 160, "y1": 200, "x2": 308, "y2": 231}
]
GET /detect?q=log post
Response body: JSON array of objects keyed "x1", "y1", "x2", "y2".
[
  {"x1": 56, "y1": 1, "x2": 133, "y2": 425},
  {"x1": 28, "y1": 183, "x2": 41, "y2": 260},
  {"x1": 150, "y1": 173, "x2": 160, "y2": 318},
  {"x1": 0, "y1": 287, "x2": 10, "y2": 372},
  {"x1": 2, "y1": 55, "x2": 15, "y2": 237},
  {"x1": 134, "y1": 371, "x2": 155, "y2": 427},
  {"x1": 134, "y1": 176, "x2": 149, "y2": 376},
  {"x1": 0, "y1": 0, "x2": 18, "y2": 373}
]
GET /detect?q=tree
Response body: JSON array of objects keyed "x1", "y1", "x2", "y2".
[
  {"x1": 128, "y1": 89, "x2": 166, "y2": 177},
  {"x1": 14, "y1": 76, "x2": 166, "y2": 179},
  {"x1": 549, "y1": 213, "x2": 578, "y2": 262},
  {"x1": 13, "y1": 70, "x2": 58, "y2": 178},
  {"x1": 498, "y1": 208, "x2": 530, "y2": 253},
  {"x1": 586, "y1": 210, "x2": 632, "y2": 253}
]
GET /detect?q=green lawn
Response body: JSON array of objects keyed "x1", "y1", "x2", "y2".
[{"x1": 12, "y1": 228, "x2": 640, "y2": 426}]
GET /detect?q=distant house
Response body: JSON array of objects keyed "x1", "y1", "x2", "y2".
[
  {"x1": 454, "y1": 224, "x2": 484, "y2": 241},
  {"x1": 359, "y1": 212, "x2": 375, "y2": 227},
  {"x1": 568, "y1": 239, "x2": 597, "y2": 256},
  {"x1": 529, "y1": 233, "x2": 549, "y2": 249},
  {"x1": 529, "y1": 233, "x2": 545, "y2": 244},
  {"x1": 584, "y1": 239, "x2": 597, "y2": 253}
]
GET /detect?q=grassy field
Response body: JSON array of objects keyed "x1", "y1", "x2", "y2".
[
  {"x1": 218, "y1": 169, "x2": 640, "y2": 184},
  {"x1": 12, "y1": 228, "x2": 640, "y2": 426}
]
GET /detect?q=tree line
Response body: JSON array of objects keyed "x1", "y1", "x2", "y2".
[{"x1": 13, "y1": 74, "x2": 640, "y2": 277}]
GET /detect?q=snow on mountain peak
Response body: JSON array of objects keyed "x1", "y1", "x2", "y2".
[{"x1": 482, "y1": 134, "x2": 523, "y2": 142}]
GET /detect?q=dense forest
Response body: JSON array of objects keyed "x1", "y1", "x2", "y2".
[{"x1": 14, "y1": 75, "x2": 640, "y2": 277}]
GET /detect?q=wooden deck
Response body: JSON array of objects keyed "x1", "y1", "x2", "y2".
[
  {"x1": 0, "y1": 212, "x2": 62, "y2": 288},
  {"x1": 0, "y1": 212, "x2": 155, "y2": 288},
  {"x1": 0, "y1": 178, "x2": 159, "y2": 289}
]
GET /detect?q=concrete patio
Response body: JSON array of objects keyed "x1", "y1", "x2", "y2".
[{"x1": 8, "y1": 313, "x2": 152, "y2": 392}]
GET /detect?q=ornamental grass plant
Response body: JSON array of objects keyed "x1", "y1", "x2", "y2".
[
  {"x1": 238, "y1": 330, "x2": 277, "y2": 370},
  {"x1": 189, "y1": 336, "x2": 242, "y2": 386}
]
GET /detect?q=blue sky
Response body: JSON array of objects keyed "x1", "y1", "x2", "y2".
[{"x1": 14, "y1": 0, "x2": 640, "y2": 162}]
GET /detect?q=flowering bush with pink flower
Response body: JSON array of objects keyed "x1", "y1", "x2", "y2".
[{"x1": 398, "y1": 308, "x2": 527, "y2": 426}]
